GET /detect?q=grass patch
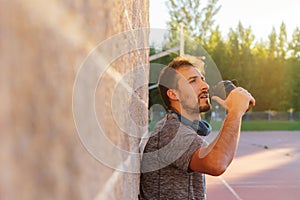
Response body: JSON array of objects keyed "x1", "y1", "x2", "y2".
[
  {"x1": 149, "y1": 120, "x2": 300, "y2": 132},
  {"x1": 210, "y1": 121, "x2": 223, "y2": 131},
  {"x1": 241, "y1": 120, "x2": 300, "y2": 131}
]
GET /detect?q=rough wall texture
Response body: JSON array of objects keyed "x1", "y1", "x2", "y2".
[{"x1": 0, "y1": 0, "x2": 149, "y2": 199}]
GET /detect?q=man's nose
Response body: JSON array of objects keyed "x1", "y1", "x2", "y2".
[{"x1": 200, "y1": 81, "x2": 209, "y2": 91}]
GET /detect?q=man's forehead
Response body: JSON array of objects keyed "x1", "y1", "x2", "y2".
[{"x1": 176, "y1": 66, "x2": 204, "y2": 79}]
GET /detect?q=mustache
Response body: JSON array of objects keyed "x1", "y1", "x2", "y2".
[{"x1": 198, "y1": 90, "x2": 209, "y2": 98}]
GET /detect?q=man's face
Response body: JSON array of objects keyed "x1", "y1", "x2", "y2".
[{"x1": 175, "y1": 66, "x2": 211, "y2": 114}]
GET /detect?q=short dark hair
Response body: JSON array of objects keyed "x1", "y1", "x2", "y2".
[{"x1": 158, "y1": 57, "x2": 194, "y2": 111}]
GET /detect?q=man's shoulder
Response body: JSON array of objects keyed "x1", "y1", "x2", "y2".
[
  {"x1": 146, "y1": 113, "x2": 199, "y2": 150},
  {"x1": 150, "y1": 113, "x2": 181, "y2": 139},
  {"x1": 153, "y1": 113, "x2": 180, "y2": 131},
  {"x1": 143, "y1": 113, "x2": 179, "y2": 150}
]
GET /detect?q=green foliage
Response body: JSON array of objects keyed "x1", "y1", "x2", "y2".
[
  {"x1": 268, "y1": 27, "x2": 277, "y2": 59},
  {"x1": 166, "y1": 0, "x2": 221, "y2": 47},
  {"x1": 289, "y1": 27, "x2": 300, "y2": 58},
  {"x1": 278, "y1": 22, "x2": 287, "y2": 59},
  {"x1": 152, "y1": 1, "x2": 300, "y2": 112},
  {"x1": 241, "y1": 120, "x2": 300, "y2": 131}
]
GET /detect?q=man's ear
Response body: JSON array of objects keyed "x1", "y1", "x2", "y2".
[{"x1": 167, "y1": 89, "x2": 179, "y2": 101}]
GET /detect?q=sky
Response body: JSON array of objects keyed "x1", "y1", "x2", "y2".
[{"x1": 150, "y1": 0, "x2": 300, "y2": 41}]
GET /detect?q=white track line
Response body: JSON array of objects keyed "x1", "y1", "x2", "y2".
[{"x1": 219, "y1": 176, "x2": 243, "y2": 200}]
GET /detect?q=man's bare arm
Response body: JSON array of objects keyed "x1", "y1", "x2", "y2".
[{"x1": 189, "y1": 87, "x2": 255, "y2": 176}]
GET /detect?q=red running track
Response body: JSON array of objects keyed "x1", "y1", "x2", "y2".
[{"x1": 206, "y1": 131, "x2": 300, "y2": 200}]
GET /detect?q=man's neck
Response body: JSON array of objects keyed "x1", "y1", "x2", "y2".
[{"x1": 172, "y1": 108, "x2": 201, "y2": 121}]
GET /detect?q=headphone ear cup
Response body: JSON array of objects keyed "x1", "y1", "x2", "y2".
[
  {"x1": 192, "y1": 120, "x2": 211, "y2": 136},
  {"x1": 171, "y1": 110, "x2": 211, "y2": 136}
]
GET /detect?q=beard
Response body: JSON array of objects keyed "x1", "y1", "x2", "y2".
[
  {"x1": 199, "y1": 98, "x2": 212, "y2": 112},
  {"x1": 180, "y1": 93, "x2": 212, "y2": 114}
]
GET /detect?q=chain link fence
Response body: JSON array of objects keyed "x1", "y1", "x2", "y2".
[{"x1": 243, "y1": 111, "x2": 300, "y2": 121}]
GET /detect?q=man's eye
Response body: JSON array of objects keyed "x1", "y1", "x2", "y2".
[{"x1": 189, "y1": 79, "x2": 196, "y2": 83}]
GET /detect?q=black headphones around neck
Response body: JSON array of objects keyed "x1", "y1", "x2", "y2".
[{"x1": 171, "y1": 111, "x2": 211, "y2": 136}]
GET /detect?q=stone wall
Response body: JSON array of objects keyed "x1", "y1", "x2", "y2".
[{"x1": 0, "y1": 0, "x2": 149, "y2": 199}]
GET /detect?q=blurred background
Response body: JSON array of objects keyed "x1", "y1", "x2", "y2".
[
  {"x1": 147, "y1": 2, "x2": 300, "y2": 199},
  {"x1": 149, "y1": 0, "x2": 300, "y2": 131}
]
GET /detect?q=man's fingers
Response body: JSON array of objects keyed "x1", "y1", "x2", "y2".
[
  {"x1": 250, "y1": 95, "x2": 256, "y2": 106},
  {"x1": 212, "y1": 96, "x2": 226, "y2": 108}
]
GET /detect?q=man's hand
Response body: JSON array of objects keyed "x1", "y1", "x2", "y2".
[
  {"x1": 212, "y1": 87, "x2": 256, "y2": 116},
  {"x1": 190, "y1": 87, "x2": 255, "y2": 175}
]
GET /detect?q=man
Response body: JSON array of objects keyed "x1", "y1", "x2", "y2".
[{"x1": 139, "y1": 56, "x2": 255, "y2": 200}]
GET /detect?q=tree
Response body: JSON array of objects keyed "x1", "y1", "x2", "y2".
[
  {"x1": 156, "y1": 1, "x2": 300, "y2": 112},
  {"x1": 287, "y1": 27, "x2": 300, "y2": 111},
  {"x1": 278, "y1": 22, "x2": 287, "y2": 59},
  {"x1": 268, "y1": 27, "x2": 277, "y2": 59},
  {"x1": 198, "y1": 0, "x2": 221, "y2": 47},
  {"x1": 165, "y1": 0, "x2": 221, "y2": 47},
  {"x1": 289, "y1": 27, "x2": 300, "y2": 59},
  {"x1": 224, "y1": 22, "x2": 255, "y2": 82},
  {"x1": 207, "y1": 26, "x2": 227, "y2": 68}
]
